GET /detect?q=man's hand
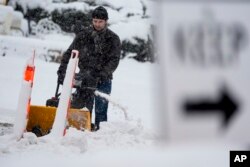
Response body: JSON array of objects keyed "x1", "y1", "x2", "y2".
[{"x1": 75, "y1": 71, "x2": 98, "y2": 90}]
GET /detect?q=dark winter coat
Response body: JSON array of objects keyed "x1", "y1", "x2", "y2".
[{"x1": 58, "y1": 26, "x2": 121, "y2": 84}]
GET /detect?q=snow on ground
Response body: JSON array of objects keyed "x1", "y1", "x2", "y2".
[
  {"x1": 0, "y1": 35, "x2": 240, "y2": 167},
  {"x1": 0, "y1": 1, "x2": 247, "y2": 166},
  {"x1": 0, "y1": 32, "x2": 160, "y2": 166}
]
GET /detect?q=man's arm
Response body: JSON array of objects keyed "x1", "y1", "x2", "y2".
[
  {"x1": 98, "y1": 34, "x2": 121, "y2": 80},
  {"x1": 57, "y1": 34, "x2": 81, "y2": 83}
]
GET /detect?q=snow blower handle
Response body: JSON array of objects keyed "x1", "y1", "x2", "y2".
[
  {"x1": 55, "y1": 82, "x2": 60, "y2": 98},
  {"x1": 46, "y1": 83, "x2": 61, "y2": 107}
]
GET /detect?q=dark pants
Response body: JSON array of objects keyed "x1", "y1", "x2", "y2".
[
  {"x1": 71, "y1": 88, "x2": 95, "y2": 112},
  {"x1": 95, "y1": 79, "x2": 112, "y2": 124},
  {"x1": 71, "y1": 79, "x2": 112, "y2": 124}
]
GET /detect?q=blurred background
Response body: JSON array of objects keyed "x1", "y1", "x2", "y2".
[
  {"x1": 0, "y1": 0, "x2": 250, "y2": 166},
  {"x1": 0, "y1": 0, "x2": 156, "y2": 63}
]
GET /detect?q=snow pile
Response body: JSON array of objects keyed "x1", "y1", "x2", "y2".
[
  {"x1": 85, "y1": 120, "x2": 155, "y2": 150},
  {"x1": 0, "y1": 34, "x2": 70, "y2": 61},
  {"x1": 47, "y1": 1, "x2": 90, "y2": 12},
  {"x1": 110, "y1": 19, "x2": 152, "y2": 42},
  {"x1": 0, "y1": 6, "x2": 13, "y2": 22},
  {"x1": 0, "y1": 118, "x2": 155, "y2": 155},
  {"x1": 0, "y1": 5, "x2": 28, "y2": 36},
  {"x1": 95, "y1": 90, "x2": 129, "y2": 120}
]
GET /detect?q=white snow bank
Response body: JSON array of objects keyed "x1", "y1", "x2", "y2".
[
  {"x1": 0, "y1": 118, "x2": 155, "y2": 155},
  {"x1": 0, "y1": 5, "x2": 28, "y2": 36},
  {"x1": 98, "y1": 0, "x2": 143, "y2": 11},
  {"x1": 110, "y1": 19, "x2": 151, "y2": 42},
  {"x1": 47, "y1": 2, "x2": 90, "y2": 13},
  {"x1": 0, "y1": 34, "x2": 71, "y2": 61}
]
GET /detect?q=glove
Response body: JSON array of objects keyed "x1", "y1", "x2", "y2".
[
  {"x1": 75, "y1": 71, "x2": 98, "y2": 90},
  {"x1": 81, "y1": 75, "x2": 98, "y2": 89},
  {"x1": 73, "y1": 73, "x2": 83, "y2": 88}
]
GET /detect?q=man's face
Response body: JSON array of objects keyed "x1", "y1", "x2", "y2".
[{"x1": 92, "y1": 18, "x2": 107, "y2": 31}]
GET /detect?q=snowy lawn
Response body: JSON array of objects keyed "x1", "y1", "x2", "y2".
[
  {"x1": 0, "y1": 40, "x2": 235, "y2": 167},
  {"x1": 0, "y1": 40, "x2": 160, "y2": 166}
]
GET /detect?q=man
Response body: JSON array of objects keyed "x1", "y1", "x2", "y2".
[{"x1": 57, "y1": 6, "x2": 121, "y2": 131}]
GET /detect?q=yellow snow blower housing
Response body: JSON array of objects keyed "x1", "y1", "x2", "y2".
[{"x1": 26, "y1": 105, "x2": 91, "y2": 136}]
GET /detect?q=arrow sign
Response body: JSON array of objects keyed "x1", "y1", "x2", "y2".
[{"x1": 183, "y1": 87, "x2": 239, "y2": 128}]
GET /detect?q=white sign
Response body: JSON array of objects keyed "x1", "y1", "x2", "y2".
[{"x1": 158, "y1": 1, "x2": 250, "y2": 144}]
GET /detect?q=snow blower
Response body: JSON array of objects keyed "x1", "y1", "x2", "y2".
[
  {"x1": 26, "y1": 83, "x2": 91, "y2": 137},
  {"x1": 23, "y1": 50, "x2": 91, "y2": 137}
]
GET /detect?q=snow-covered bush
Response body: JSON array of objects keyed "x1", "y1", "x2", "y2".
[
  {"x1": 0, "y1": 5, "x2": 28, "y2": 36},
  {"x1": 122, "y1": 36, "x2": 155, "y2": 63},
  {"x1": 51, "y1": 8, "x2": 91, "y2": 33},
  {"x1": 35, "y1": 18, "x2": 62, "y2": 37}
]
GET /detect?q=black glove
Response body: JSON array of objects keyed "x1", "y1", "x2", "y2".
[
  {"x1": 76, "y1": 71, "x2": 98, "y2": 90},
  {"x1": 81, "y1": 75, "x2": 97, "y2": 89}
]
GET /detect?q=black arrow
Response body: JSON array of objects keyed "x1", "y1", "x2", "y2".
[{"x1": 183, "y1": 88, "x2": 239, "y2": 128}]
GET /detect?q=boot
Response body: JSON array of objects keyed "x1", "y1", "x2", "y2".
[{"x1": 91, "y1": 122, "x2": 100, "y2": 132}]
